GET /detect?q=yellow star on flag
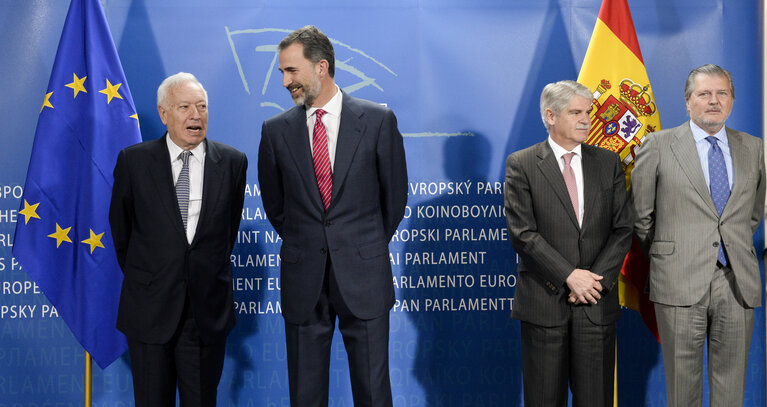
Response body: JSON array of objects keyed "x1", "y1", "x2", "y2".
[
  {"x1": 41, "y1": 92, "x2": 54, "y2": 112},
  {"x1": 48, "y1": 223, "x2": 73, "y2": 248},
  {"x1": 99, "y1": 79, "x2": 123, "y2": 104},
  {"x1": 82, "y1": 229, "x2": 106, "y2": 254},
  {"x1": 65, "y1": 73, "x2": 88, "y2": 98},
  {"x1": 130, "y1": 113, "x2": 140, "y2": 127},
  {"x1": 18, "y1": 200, "x2": 41, "y2": 224}
]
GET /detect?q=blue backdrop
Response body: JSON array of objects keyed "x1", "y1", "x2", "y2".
[{"x1": 0, "y1": 0, "x2": 763, "y2": 405}]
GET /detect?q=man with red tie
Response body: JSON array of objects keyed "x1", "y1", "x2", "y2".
[{"x1": 258, "y1": 26, "x2": 408, "y2": 407}]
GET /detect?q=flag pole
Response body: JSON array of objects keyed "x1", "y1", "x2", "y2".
[
  {"x1": 85, "y1": 351, "x2": 92, "y2": 407},
  {"x1": 614, "y1": 346, "x2": 618, "y2": 406}
]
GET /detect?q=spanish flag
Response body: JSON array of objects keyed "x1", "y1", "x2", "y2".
[{"x1": 577, "y1": 0, "x2": 660, "y2": 341}]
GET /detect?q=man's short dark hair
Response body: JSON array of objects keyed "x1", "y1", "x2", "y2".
[{"x1": 279, "y1": 25, "x2": 335, "y2": 78}]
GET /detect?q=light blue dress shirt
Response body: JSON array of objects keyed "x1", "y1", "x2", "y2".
[{"x1": 690, "y1": 120, "x2": 734, "y2": 191}]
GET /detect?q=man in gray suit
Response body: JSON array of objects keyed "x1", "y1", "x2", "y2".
[
  {"x1": 632, "y1": 64, "x2": 765, "y2": 406},
  {"x1": 505, "y1": 80, "x2": 634, "y2": 406}
]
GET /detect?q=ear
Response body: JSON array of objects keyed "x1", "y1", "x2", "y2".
[
  {"x1": 316, "y1": 59, "x2": 329, "y2": 77},
  {"x1": 158, "y1": 105, "x2": 168, "y2": 125},
  {"x1": 544, "y1": 108, "x2": 556, "y2": 126}
]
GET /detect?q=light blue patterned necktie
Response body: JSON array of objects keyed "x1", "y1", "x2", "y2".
[
  {"x1": 176, "y1": 150, "x2": 192, "y2": 230},
  {"x1": 706, "y1": 136, "x2": 730, "y2": 266}
]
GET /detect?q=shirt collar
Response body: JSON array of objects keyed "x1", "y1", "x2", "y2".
[
  {"x1": 306, "y1": 85, "x2": 342, "y2": 119},
  {"x1": 166, "y1": 133, "x2": 206, "y2": 162},
  {"x1": 547, "y1": 136, "x2": 582, "y2": 160},
  {"x1": 690, "y1": 120, "x2": 728, "y2": 147}
]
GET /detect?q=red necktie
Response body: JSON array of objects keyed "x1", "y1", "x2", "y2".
[
  {"x1": 562, "y1": 152, "x2": 579, "y2": 223},
  {"x1": 312, "y1": 109, "x2": 332, "y2": 211}
]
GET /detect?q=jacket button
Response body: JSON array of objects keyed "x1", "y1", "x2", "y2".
[
  {"x1": 325, "y1": 221, "x2": 332, "y2": 227},
  {"x1": 713, "y1": 242, "x2": 719, "y2": 248},
  {"x1": 320, "y1": 248, "x2": 327, "y2": 254}
]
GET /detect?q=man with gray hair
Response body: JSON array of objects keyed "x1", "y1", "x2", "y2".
[
  {"x1": 110, "y1": 72, "x2": 247, "y2": 406},
  {"x1": 504, "y1": 80, "x2": 633, "y2": 406},
  {"x1": 632, "y1": 64, "x2": 765, "y2": 406}
]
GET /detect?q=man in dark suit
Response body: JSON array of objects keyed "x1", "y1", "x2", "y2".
[
  {"x1": 504, "y1": 80, "x2": 633, "y2": 406},
  {"x1": 258, "y1": 26, "x2": 408, "y2": 407},
  {"x1": 109, "y1": 72, "x2": 248, "y2": 406},
  {"x1": 632, "y1": 64, "x2": 765, "y2": 406}
]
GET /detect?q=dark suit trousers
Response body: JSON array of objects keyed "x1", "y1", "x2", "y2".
[
  {"x1": 128, "y1": 298, "x2": 227, "y2": 407},
  {"x1": 285, "y1": 260, "x2": 393, "y2": 407},
  {"x1": 520, "y1": 306, "x2": 615, "y2": 407}
]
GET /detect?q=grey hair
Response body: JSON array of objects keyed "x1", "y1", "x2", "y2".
[
  {"x1": 157, "y1": 72, "x2": 208, "y2": 108},
  {"x1": 540, "y1": 80, "x2": 593, "y2": 131},
  {"x1": 684, "y1": 64, "x2": 734, "y2": 100}
]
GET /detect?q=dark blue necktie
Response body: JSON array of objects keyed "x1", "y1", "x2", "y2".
[{"x1": 706, "y1": 136, "x2": 730, "y2": 266}]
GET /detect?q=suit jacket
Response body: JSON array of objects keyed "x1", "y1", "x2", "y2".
[
  {"x1": 109, "y1": 135, "x2": 248, "y2": 344},
  {"x1": 258, "y1": 93, "x2": 408, "y2": 325},
  {"x1": 505, "y1": 141, "x2": 634, "y2": 327},
  {"x1": 632, "y1": 122, "x2": 765, "y2": 307}
]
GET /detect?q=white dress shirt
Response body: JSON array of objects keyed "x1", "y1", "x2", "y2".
[
  {"x1": 548, "y1": 137, "x2": 584, "y2": 226},
  {"x1": 167, "y1": 135, "x2": 205, "y2": 244},
  {"x1": 306, "y1": 85, "x2": 343, "y2": 171}
]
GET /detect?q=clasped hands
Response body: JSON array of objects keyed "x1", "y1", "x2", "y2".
[{"x1": 566, "y1": 268, "x2": 603, "y2": 305}]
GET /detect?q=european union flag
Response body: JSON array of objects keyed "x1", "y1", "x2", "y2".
[{"x1": 13, "y1": 0, "x2": 141, "y2": 369}]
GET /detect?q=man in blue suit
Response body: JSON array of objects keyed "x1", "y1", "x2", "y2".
[{"x1": 258, "y1": 26, "x2": 408, "y2": 407}]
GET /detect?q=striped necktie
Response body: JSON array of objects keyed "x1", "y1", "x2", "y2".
[
  {"x1": 312, "y1": 109, "x2": 332, "y2": 211},
  {"x1": 176, "y1": 150, "x2": 191, "y2": 230}
]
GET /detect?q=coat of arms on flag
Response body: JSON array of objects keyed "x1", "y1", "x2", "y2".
[{"x1": 586, "y1": 78, "x2": 657, "y2": 167}]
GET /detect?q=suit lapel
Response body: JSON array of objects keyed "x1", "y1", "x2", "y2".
[
  {"x1": 147, "y1": 135, "x2": 187, "y2": 238},
  {"x1": 580, "y1": 145, "x2": 599, "y2": 230},
  {"x1": 669, "y1": 123, "x2": 718, "y2": 215},
  {"x1": 191, "y1": 140, "x2": 223, "y2": 247},
  {"x1": 536, "y1": 142, "x2": 579, "y2": 228},
  {"x1": 281, "y1": 106, "x2": 325, "y2": 212},
  {"x1": 724, "y1": 128, "x2": 747, "y2": 216},
  {"x1": 331, "y1": 95, "x2": 365, "y2": 210}
]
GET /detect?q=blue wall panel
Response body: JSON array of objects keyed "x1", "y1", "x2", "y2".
[{"x1": 0, "y1": 0, "x2": 762, "y2": 405}]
